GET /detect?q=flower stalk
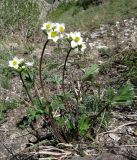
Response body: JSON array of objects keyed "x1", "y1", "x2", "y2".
[
  {"x1": 62, "y1": 47, "x2": 72, "y2": 94},
  {"x1": 39, "y1": 40, "x2": 49, "y2": 101},
  {"x1": 19, "y1": 72, "x2": 34, "y2": 104}
]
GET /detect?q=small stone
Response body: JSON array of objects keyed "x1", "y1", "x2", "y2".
[
  {"x1": 29, "y1": 136, "x2": 37, "y2": 143},
  {"x1": 70, "y1": 156, "x2": 92, "y2": 160},
  {"x1": 109, "y1": 133, "x2": 121, "y2": 142}
]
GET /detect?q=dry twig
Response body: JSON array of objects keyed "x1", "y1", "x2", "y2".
[{"x1": 98, "y1": 121, "x2": 136, "y2": 135}]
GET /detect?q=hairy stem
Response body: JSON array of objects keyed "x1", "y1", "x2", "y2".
[
  {"x1": 33, "y1": 82, "x2": 42, "y2": 106},
  {"x1": 39, "y1": 40, "x2": 67, "y2": 142},
  {"x1": 39, "y1": 40, "x2": 49, "y2": 101},
  {"x1": 49, "y1": 115, "x2": 67, "y2": 143},
  {"x1": 62, "y1": 48, "x2": 72, "y2": 94},
  {"x1": 19, "y1": 72, "x2": 33, "y2": 104}
]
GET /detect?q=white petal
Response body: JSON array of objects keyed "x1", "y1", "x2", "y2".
[
  {"x1": 14, "y1": 64, "x2": 19, "y2": 69},
  {"x1": 41, "y1": 26, "x2": 45, "y2": 30},
  {"x1": 47, "y1": 32, "x2": 52, "y2": 39},
  {"x1": 75, "y1": 31, "x2": 81, "y2": 37},
  {"x1": 53, "y1": 36, "x2": 59, "y2": 42},
  {"x1": 25, "y1": 62, "x2": 34, "y2": 66},
  {"x1": 81, "y1": 43, "x2": 86, "y2": 52},
  {"x1": 8, "y1": 61, "x2": 13, "y2": 67},
  {"x1": 71, "y1": 41, "x2": 77, "y2": 48},
  {"x1": 19, "y1": 58, "x2": 24, "y2": 63},
  {"x1": 13, "y1": 57, "x2": 18, "y2": 61},
  {"x1": 13, "y1": 57, "x2": 20, "y2": 64},
  {"x1": 70, "y1": 32, "x2": 75, "y2": 39}
]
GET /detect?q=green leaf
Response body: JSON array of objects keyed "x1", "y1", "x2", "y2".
[
  {"x1": 50, "y1": 95, "x2": 64, "y2": 110},
  {"x1": 1, "y1": 75, "x2": 10, "y2": 89},
  {"x1": 111, "y1": 83, "x2": 134, "y2": 106},
  {"x1": 83, "y1": 64, "x2": 99, "y2": 82},
  {"x1": 78, "y1": 114, "x2": 90, "y2": 135},
  {"x1": 51, "y1": 74, "x2": 62, "y2": 85},
  {"x1": 22, "y1": 67, "x2": 35, "y2": 83},
  {"x1": 47, "y1": 62, "x2": 59, "y2": 70},
  {"x1": 106, "y1": 87, "x2": 115, "y2": 102},
  {"x1": 55, "y1": 116, "x2": 64, "y2": 127},
  {"x1": 65, "y1": 118, "x2": 73, "y2": 130},
  {"x1": 101, "y1": 112, "x2": 110, "y2": 128}
]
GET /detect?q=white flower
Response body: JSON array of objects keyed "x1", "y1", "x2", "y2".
[
  {"x1": 8, "y1": 57, "x2": 24, "y2": 69},
  {"x1": 80, "y1": 42, "x2": 86, "y2": 52},
  {"x1": 47, "y1": 30, "x2": 60, "y2": 42},
  {"x1": 19, "y1": 58, "x2": 24, "y2": 63},
  {"x1": 66, "y1": 32, "x2": 73, "y2": 41},
  {"x1": 25, "y1": 62, "x2": 34, "y2": 67},
  {"x1": 41, "y1": 22, "x2": 54, "y2": 31},
  {"x1": 70, "y1": 32, "x2": 83, "y2": 48},
  {"x1": 55, "y1": 23, "x2": 65, "y2": 33}
]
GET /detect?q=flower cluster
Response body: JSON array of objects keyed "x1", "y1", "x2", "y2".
[
  {"x1": 41, "y1": 22, "x2": 65, "y2": 42},
  {"x1": 8, "y1": 57, "x2": 33, "y2": 70},
  {"x1": 41, "y1": 21, "x2": 86, "y2": 52}
]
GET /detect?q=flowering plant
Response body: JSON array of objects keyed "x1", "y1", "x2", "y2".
[{"x1": 7, "y1": 21, "x2": 134, "y2": 143}]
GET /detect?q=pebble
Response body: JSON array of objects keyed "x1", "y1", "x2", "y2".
[{"x1": 94, "y1": 153, "x2": 128, "y2": 160}]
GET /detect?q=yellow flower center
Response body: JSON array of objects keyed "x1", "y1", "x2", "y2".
[
  {"x1": 59, "y1": 26, "x2": 64, "y2": 33},
  {"x1": 12, "y1": 60, "x2": 17, "y2": 66},
  {"x1": 46, "y1": 24, "x2": 51, "y2": 30},
  {"x1": 51, "y1": 31, "x2": 58, "y2": 38},
  {"x1": 74, "y1": 37, "x2": 80, "y2": 43}
]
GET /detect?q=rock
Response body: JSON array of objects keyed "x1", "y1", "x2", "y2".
[
  {"x1": 37, "y1": 0, "x2": 61, "y2": 20},
  {"x1": 94, "y1": 153, "x2": 128, "y2": 160},
  {"x1": 90, "y1": 32, "x2": 101, "y2": 38},
  {"x1": 71, "y1": 156, "x2": 92, "y2": 160},
  {"x1": 37, "y1": 0, "x2": 51, "y2": 20},
  {"x1": 29, "y1": 135, "x2": 38, "y2": 143}
]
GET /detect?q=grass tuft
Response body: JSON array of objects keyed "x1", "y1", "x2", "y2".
[{"x1": 0, "y1": 0, "x2": 40, "y2": 37}]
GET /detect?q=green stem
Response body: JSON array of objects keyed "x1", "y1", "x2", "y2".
[
  {"x1": 39, "y1": 40, "x2": 49, "y2": 100},
  {"x1": 19, "y1": 72, "x2": 33, "y2": 104}
]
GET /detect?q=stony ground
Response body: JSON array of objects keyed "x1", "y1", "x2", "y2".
[{"x1": 0, "y1": 17, "x2": 137, "y2": 160}]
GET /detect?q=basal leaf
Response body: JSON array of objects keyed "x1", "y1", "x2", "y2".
[
  {"x1": 111, "y1": 83, "x2": 134, "y2": 106},
  {"x1": 83, "y1": 64, "x2": 99, "y2": 82}
]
